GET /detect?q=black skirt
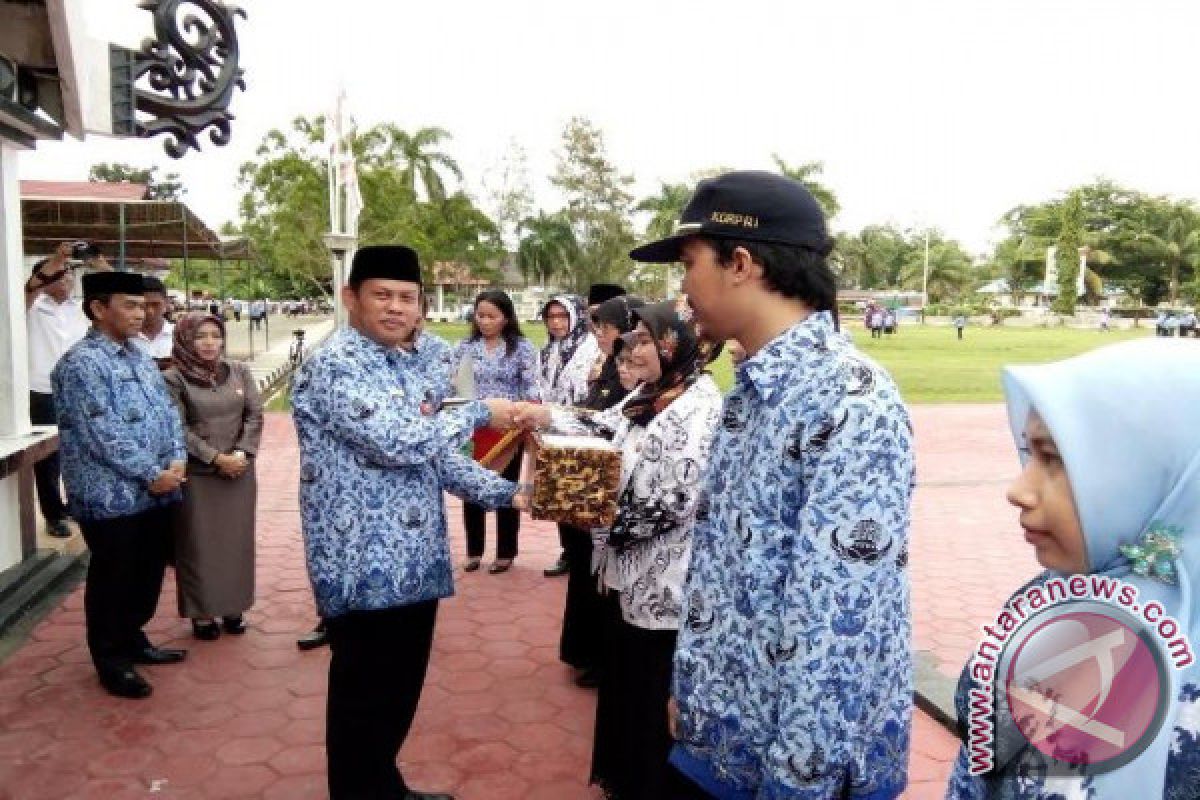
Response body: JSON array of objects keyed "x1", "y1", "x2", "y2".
[
  {"x1": 590, "y1": 592, "x2": 683, "y2": 800},
  {"x1": 560, "y1": 523, "x2": 602, "y2": 670}
]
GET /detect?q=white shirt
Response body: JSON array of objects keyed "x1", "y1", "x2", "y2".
[
  {"x1": 134, "y1": 321, "x2": 175, "y2": 359},
  {"x1": 27, "y1": 294, "x2": 90, "y2": 393}
]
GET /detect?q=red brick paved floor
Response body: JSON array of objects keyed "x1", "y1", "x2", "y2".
[
  {"x1": 908, "y1": 405, "x2": 1042, "y2": 678},
  {"x1": 0, "y1": 412, "x2": 961, "y2": 799}
]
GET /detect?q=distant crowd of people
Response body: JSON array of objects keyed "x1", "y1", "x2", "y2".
[{"x1": 1156, "y1": 309, "x2": 1199, "y2": 337}]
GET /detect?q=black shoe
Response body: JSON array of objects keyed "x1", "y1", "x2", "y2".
[
  {"x1": 402, "y1": 791, "x2": 455, "y2": 800},
  {"x1": 222, "y1": 615, "x2": 247, "y2": 635},
  {"x1": 543, "y1": 555, "x2": 569, "y2": 577},
  {"x1": 296, "y1": 628, "x2": 328, "y2": 651},
  {"x1": 488, "y1": 559, "x2": 513, "y2": 574},
  {"x1": 574, "y1": 668, "x2": 600, "y2": 689},
  {"x1": 99, "y1": 668, "x2": 152, "y2": 699},
  {"x1": 463, "y1": 557, "x2": 481, "y2": 573},
  {"x1": 132, "y1": 646, "x2": 188, "y2": 665},
  {"x1": 48, "y1": 519, "x2": 72, "y2": 539},
  {"x1": 192, "y1": 620, "x2": 221, "y2": 641}
]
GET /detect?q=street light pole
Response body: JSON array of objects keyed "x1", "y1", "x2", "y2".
[{"x1": 922, "y1": 228, "x2": 931, "y2": 309}]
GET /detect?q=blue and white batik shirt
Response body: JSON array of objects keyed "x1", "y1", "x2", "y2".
[
  {"x1": 292, "y1": 327, "x2": 517, "y2": 618},
  {"x1": 671, "y1": 312, "x2": 916, "y2": 800},
  {"x1": 51, "y1": 328, "x2": 186, "y2": 521}
]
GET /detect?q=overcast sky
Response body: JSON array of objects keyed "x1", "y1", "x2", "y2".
[{"x1": 20, "y1": 0, "x2": 1200, "y2": 255}]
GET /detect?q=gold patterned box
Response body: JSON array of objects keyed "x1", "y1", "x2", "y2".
[{"x1": 529, "y1": 433, "x2": 622, "y2": 529}]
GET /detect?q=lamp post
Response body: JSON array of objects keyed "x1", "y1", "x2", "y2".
[{"x1": 922, "y1": 228, "x2": 931, "y2": 312}]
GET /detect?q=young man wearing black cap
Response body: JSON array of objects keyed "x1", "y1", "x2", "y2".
[
  {"x1": 632, "y1": 172, "x2": 915, "y2": 798},
  {"x1": 51, "y1": 271, "x2": 190, "y2": 699},
  {"x1": 291, "y1": 245, "x2": 527, "y2": 800}
]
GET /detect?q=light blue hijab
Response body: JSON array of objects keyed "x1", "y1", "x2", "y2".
[{"x1": 1002, "y1": 337, "x2": 1200, "y2": 796}]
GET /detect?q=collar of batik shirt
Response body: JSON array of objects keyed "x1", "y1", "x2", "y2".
[
  {"x1": 737, "y1": 310, "x2": 837, "y2": 405},
  {"x1": 84, "y1": 326, "x2": 142, "y2": 359}
]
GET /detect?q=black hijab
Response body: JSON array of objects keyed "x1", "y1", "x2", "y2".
[
  {"x1": 618, "y1": 296, "x2": 721, "y2": 427},
  {"x1": 583, "y1": 295, "x2": 645, "y2": 410}
]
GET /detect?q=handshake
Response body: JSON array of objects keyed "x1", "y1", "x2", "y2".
[{"x1": 481, "y1": 399, "x2": 553, "y2": 432}]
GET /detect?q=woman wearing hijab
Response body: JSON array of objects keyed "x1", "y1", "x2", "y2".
[
  {"x1": 539, "y1": 294, "x2": 602, "y2": 577},
  {"x1": 163, "y1": 312, "x2": 263, "y2": 640},
  {"x1": 518, "y1": 297, "x2": 723, "y2": 800},
  {"x1": 560, "y1": 294, "x2": 646, "y2": 687},
  {"x1": 945, "y1": 337, "x2": 1200, "y2": 799}
]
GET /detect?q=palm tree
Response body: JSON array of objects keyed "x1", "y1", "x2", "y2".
[
  {"x1": 376, "y1": 124, "x2": 463, "y2": 202},
  {"x1": 1137, "y1": 204, "x2": 1200, "y2": 305},
  {"x1": 636, "y1": 183, "x2": 692, "y2": 241},
  {"x1": 901, "y1": 239, "x2": 972, "y2": 303},
  {"x1": 772, "y1": 155, "x2": 840, "y2": 219},
  {"x1": 516, "y1": 211, "x2": 580, "y2": 287}
]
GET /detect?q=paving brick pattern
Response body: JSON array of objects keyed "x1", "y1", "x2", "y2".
[
  {"x1": 0, "y1": 413, "x2": 961, "y2": 799},
  {"x1": 908, "y1": 405, "x2": 1043, "y2": 678}
]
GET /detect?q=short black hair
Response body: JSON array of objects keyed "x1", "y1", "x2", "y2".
[
  {"x1": 83, "y1": 294, "x2": 111, "y2": 321},
  {"x1": 707, "y1": 237, "x2": 840, "y2": 329}
]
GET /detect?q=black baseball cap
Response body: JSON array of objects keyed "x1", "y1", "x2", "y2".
[{"x1": 629, "y1": 170, "x2": 830, "y2": 263}]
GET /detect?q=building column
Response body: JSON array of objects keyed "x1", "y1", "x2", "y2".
[
  {"x1": 0, "y1": 142, "x2": 32, "y2": 571},
  {"x1": 0, "y1": 141, "x2": 30, "y2": 438}
]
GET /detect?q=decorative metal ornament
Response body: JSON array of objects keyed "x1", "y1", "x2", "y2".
[
  {"x1": 1119, "y1": 522, "x2": 1183, "y2": 585},
  {"x1": 133, "y1": 0, "x2": 246, "y2": 158}
]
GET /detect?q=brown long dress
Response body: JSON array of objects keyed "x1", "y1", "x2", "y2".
[{"x1": 163, "y1": 361, "x2": 263, "y2": 619}]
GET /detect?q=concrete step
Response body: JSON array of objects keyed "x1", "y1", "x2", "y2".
[{"x1": 0, "y1": 549, "x2": 85, "y2": 639}]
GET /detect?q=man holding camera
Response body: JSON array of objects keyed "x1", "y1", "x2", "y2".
[{"x1": 23, "y1": 242, "x2": 93, "y2": 538}]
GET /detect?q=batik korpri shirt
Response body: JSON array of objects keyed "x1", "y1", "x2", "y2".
[
  {"x1": 292, "y1": 327, "x2": 517, "y2": 618},
  {"x1": 670, "y1": 312, "x2": 916, "y2": 800},
  {"x1": 51, "y1": 329, "x2": 186, "y2": 521},
  {"x1": 450, "y1": 337, "x2": 540, "y2": 402},
  {"x1": 414, "y1": 330, "x2": 456, "y2": 405}
]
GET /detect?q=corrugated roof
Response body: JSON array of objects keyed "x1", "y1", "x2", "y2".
[{"x1": 20, "y1": 180, "x2": 149, "y2": 201}]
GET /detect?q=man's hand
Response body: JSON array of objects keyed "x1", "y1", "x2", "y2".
[
  {"x1": 169, "y1": 460, "x2": 187, "y2": 479},
  {"x1": 482, "y1": 398, "x2": 516, "y2": 430},
  {"x1": 148, "y1": 470, "x2": 183, "y2": 496},
  {"x1": 667, "y1": 696, "x2": 680, "y2": 739},
  {"x1": 512, "y1": 402, "x2": 551, "y2": 431},
  {"x1": 511, "y1": 483, "x2": 532, "y2": 512}
]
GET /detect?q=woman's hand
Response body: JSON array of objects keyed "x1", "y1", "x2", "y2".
[{"x1": 213, "y1": 452, "x2": 247, "y2": 479}]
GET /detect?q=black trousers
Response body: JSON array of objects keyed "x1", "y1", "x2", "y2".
[
  {"x1": 79, "y1": 506, "x2": 173, "y2": 676},
  {"x1": 560, "y1": 523, "x2": 602, "y2": 670},
  {"x1": 326, "y1": 600, "x2": 438, "y2": 800},
  {"x1": 463, "y1": 448, "x2": 522, "y2": 559},
  {"x1": 592, "y1": 593, "x2": 696, "y2": 800},
  {"x1": 29, "y1": 391, "x2": 68, "y2": 524}
]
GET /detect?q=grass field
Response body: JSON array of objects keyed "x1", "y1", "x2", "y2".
[{"x1": 425, "y1": 321, "x2": 1152, "y2": 404}]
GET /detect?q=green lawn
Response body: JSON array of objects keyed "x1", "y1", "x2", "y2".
[{"x1": 427, "y1": 321, "x2": 1151, "y2": 404}]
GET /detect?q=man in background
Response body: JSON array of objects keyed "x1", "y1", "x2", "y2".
[
  {"x1": 23, "y1": 242, "x2": 90, "y2": 538},
  {"x1": 134, "y1": 276, "x2": 175, "y2": 364}
]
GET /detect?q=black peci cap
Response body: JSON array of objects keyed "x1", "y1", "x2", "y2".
[
  {"x1": 82, "y1": 271, "x2": 146, "y2": 296},
  {"x1": 142, "y1": 275, "x2": 167, "y2": 294},
  {"x1": 349, "y1": 245, "x2": 421, "y2": 287},
  {"x1": 586, "y1": 283, "x2": 626, "y2": 307},
  {"x1": 629, "y1": 170, "x2": 831, "y2": 263}
]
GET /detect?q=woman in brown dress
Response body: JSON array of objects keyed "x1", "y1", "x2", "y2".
[{"x1": 163, "y1": 312, "x2": 263, "y2": 640}]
